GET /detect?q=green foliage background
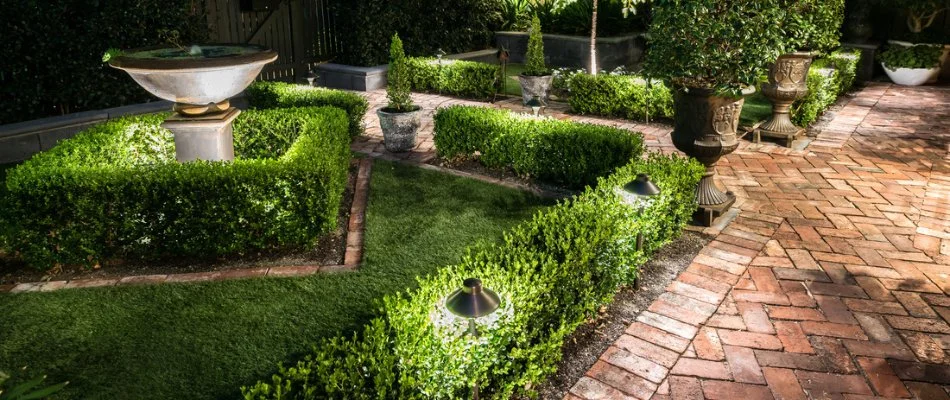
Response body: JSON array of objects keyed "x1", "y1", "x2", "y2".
[
  {"x1": 0, "y1": 0, "x2": 208, "y2": 124},
  {"x1": 567, "y1": 73, "x2": 675, "y2": 121}
]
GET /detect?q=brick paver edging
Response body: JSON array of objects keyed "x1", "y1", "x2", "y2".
[{"x1": 0, "y1": 158, "x2": 373, "y2": 294}]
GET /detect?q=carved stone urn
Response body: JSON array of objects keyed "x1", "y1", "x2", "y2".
[
  {"x1": 672, "y1": 88, "x2": 744, "y2": 226},
  {"x1": 755, "y1": 52, "x2": 813, "y2": 146}
]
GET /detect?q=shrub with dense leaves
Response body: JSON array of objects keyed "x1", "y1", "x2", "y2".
[
  {"x1": 567, "y1": 73, "x2": 674, "y2": 121},
  {"x1": 328, "y1": 0, "x2": 503, "y2": 67},
  {"x1": 406, "y1": 58, "x2": 500, "y2": 100},
  {"x1": 878, "y1": 44, "x2": 944, "y2": 70},
  {"x1": 1, "y1": 107, "x2": 351, "y2": 270},
  {"x1": 433, "y1": 106, "x2": 644, "y2": 188},
  {"x1": 523, "y1": 14, "x2": 549, "y2": 76},
  {"x1": 240, "y1": 152, "x2": 703, "y2": 399},
  {"x1": 781, "y1": 0, "x2": 845, "y2": 54},
  {"x1": 646, "y1": 0, "x2": 784, "y2": 93},
  {"x1": 0, "y1": 0, "x2": 208, "y2": 124},
  {"x1": 243, "y1": 81, "x2": 369, "y2": 136}
]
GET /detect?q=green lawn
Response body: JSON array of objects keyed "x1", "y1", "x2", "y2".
[
  {"x1": 739, "y1": 90, "x2": 773, "y2": 128},
  {"x1": 0, "y1": 159, "x2": 551, "y2": 400},
  {"x1": 501, "y1": 63, "x2": 526, "y2": 97}
]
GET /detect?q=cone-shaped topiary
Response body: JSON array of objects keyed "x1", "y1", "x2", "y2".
[
  {"x1": 523, "y1": 14, "x2": 549, "y2": 76},
  {"x1": 386, "y1": 33, "x2": 414, "y2": 111}
]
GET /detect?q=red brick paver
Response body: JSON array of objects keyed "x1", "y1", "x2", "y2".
[{"x1": 570, "y1": 84, "x2": 950, "y2": 400}]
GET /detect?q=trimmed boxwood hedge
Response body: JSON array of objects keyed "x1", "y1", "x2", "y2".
[
  {"x1": 1, "y1": 107, "x2": 351, "y2": 269},
  {"x1": 433, "y1": 106, "x2": 644, "y2": 189},
  {"x1": 566, "y1": 73, "x2": 675, "y2": 121},
  {"x1": 244, "y1": 82, "x2": 369, "y2": 137},
  {"x1": 406, "y1": 58, "x2": 500, "y2": 100},
  {"x1": 790, "y1": 49, "x2": 861, "y2": 127},
  {"x1": 240, "y1": 152, "x2": 703, "y2": 399}
]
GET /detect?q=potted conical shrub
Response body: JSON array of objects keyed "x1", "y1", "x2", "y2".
[
  {"x1": 757, "y1": 0, "x2": 844, "y2": 146},
  {"x1": 519, "y1": 14, "x2": 553, "y2": 105},
  {"x1": 647, "y1": 0, "x2": 784, "y2": 226},
  {"x1": 378, "y1": 33, "x2": 421, "y2": 152}
]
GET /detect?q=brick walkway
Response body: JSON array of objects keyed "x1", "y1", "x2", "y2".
[{"x1": 566, "y1": 84, "x2": 950, "y2": 400}]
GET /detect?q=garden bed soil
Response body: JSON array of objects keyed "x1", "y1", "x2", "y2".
[
  {"x1": 0, "y1": 161, "x2": 360, "y2": 285},
  {"x1": 532, "y1": 230, "x2": 712, "y2": 399}
]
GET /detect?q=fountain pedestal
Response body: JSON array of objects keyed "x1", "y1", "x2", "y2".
[{"x1": 162, "y1": 108, "x2": 240, "y2": 162}]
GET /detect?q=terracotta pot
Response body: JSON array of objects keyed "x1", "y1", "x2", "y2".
[
  {"x1": 756, "y1": 52, "x2": 814, "y2": 146},
  {"x1": 518, "y1": 74, "x2": 553, "y2": 105},
  {"x1": 378, "y1": 107, "x2": 422, "y2": 152},
  {"x1": 672, "y1": 88, "x2": 744, "y2": 226}
]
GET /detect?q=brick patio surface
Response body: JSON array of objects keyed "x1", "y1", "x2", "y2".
[{"x1": 358, "y1": 84, "x2": 950, "y2": 399}]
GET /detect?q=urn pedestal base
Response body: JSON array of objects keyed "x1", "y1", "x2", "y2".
[
  {"x1": 753, "y1": 101, "x2": 804, "y2": 147},
  {"x1": 755, "y1": 52, "x2": 813, "y2": 147},
  {"x1": 162, "y1": 108, "x2": 240, "y2": 162}
]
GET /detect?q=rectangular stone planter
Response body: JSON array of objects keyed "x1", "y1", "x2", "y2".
[
  {"x1": 317, "y1": 49, "x2": 499, "y2": 91},
  {"x1": 841, "y1": 41, "x2": 881, "y2": 83},
  {"x1": 494, "y1": 31, "x2": 646, "y2": 71},
  {"x1": 0, "y1": 101, "x2": 172, "y2": 164}
]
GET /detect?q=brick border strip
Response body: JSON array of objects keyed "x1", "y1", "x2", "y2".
[{"x1": 0, "y1": 158, "x2": 374, "y2": 294}]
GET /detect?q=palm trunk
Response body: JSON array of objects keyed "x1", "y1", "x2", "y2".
[{"x1": 590, "y1": 0, "x2": 598, "y2": 75}]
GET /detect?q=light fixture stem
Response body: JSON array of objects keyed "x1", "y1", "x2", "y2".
[{"x1": 470, "y1": 318, "x2": 479, "y2": 400}]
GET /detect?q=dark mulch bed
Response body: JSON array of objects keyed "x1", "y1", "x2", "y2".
[
  {"x1": 535, "y1": 230, "x2": 712, "y2": 399},
  {"x1": 0, "y1": 161, "x2": 359, "y2": 285}
]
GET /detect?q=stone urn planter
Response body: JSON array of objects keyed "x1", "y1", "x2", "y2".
[
  {"x1": 882, "y1": 65, "x2": 939, "y2": 86},
  {"x1": 377, "y1": 107, "x2": 422, "y2": 152},
  {"x1": 109, "y1": 44, "x2": 277, "y2": 162},
  {"x1": 755, "y1": 52, "x2": 813, "y2": 146},
  {"x1": 519, "y1": 74, "x2": 554, "y2": 105},
  {"x1": 672, "y1": 88, "x2": 744, "y2": 226}
]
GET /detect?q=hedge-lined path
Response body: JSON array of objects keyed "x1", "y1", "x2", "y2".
[
  {"x1": 567, "y1": 83, "x2": 950, "y2": 400},
  {"x1": 0, "y1": 158, "x2": 373, "y2": 294}
]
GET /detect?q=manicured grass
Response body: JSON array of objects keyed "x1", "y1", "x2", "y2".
[
  {"x1": 740, "y1": 90, "x2": 773, "y2": 128},
  {"x1": 0, "y1": 159, "x2": 552, "y2": 399},
  {"x1": 501, "y1": 63, "x2": 526, "y2": 97}
]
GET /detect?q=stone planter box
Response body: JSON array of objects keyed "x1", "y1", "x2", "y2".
[
  {"x1": 494, "y1": 31, "x2": 646, "y2": 71},
  {"x1": 317, "y1": 49, "x2": 499, "y2": 91}
]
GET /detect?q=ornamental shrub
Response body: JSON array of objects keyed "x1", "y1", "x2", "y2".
[
  {"x1": 0, "y1": 0, "x2": 208, "y2": 124},
  {"x1": 791, "y1": 67, "x2": 840, "y2": 127},
  {"x1": 433, "y1": 106, "x2": 644, "y2": 188},
  {"x1": 405, "y1": 58, "x2": 500, "y2": 100},
  {"x1": 387, "y1": 34, "x2": 415, "y2": 112},
  {"x1": 824, "y1": 49, "x2": 861, "y2": 93},
  {"x1": 244, "y1": 81, "x2": 369, "y2": 136},
  {"x1": 1, "y1": 107, "x2": 351, "y2": 269},
  {"x1": 646, "y1": 0, "x2": 785, "y2": 93},
  {"x1": 328, "y1": 0, "x2": 503, "y2": 67},
  {"x1": 241, "y1": 152, "x2": 703, "y2": 399},
  {"x1": 567, "y1": 73, "x2": 674, "y2": 121},
  {"x1": 878, "y1": 44, "x2": 944, "y2": 70},
  {"x1": 781, "y1": 0, "x2": 845, "y2": 55},
  {"x1": 523, "y1": 15, "x2": 550, "y2": 76}
]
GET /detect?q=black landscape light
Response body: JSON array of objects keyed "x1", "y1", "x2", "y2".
[
  {"x1": 622, "y1": 173, "x2": 661, "y2": 252},
  {"x1": 444, "y1": 278, "x2": 500, "y2": 400}
]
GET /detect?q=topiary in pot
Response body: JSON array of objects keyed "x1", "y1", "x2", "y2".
[
  {"x1": 378, "y1": 33, "x2": 422, "y2": 152},
  {"x1": 757, "y1": 0, "x2": 844, "y2": 146},
  {"x1": 646, "y1": 0, "x2": 784, "y2": 226},
  {"x1": 879, "y1": 44, "x2": 943, "y2": 85},
  {"x1": 518, "y1": 14, "x2": 554, "y2": 105}
]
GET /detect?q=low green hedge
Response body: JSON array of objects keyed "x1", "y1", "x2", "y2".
[
  {"x1": 406, "y1": 58, "x2": 500, "y2": 100},
  {"x1": 244, "y1": 82, "x2": 369, "y2": 137},
  {"x1": 790, "y1": 49, "x2": 861, "y2": 127},
  {"x1": 1, "y1": 107, "x2": 351, "y2": 269},
  {"x1": 566, "y1": 73, "x2": 675, "y2": 121},
  {"x1": 433, "y1": 106, "x2": 644, "y2": 189},
  {"x1": 241, "y1": 152, "x2": 703, "y2": 399}
]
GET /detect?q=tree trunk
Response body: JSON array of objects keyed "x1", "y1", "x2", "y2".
[{"x1": 590, "y1": 0, "x2": 598, "y2": 75}]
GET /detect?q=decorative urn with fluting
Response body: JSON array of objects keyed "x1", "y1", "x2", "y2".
[
  {"x1": 755, "y1": 52, "x2": 813, "y2": 146},
  {"x1": 672, "y1": 89, "x2": 744, "y2": 226}
]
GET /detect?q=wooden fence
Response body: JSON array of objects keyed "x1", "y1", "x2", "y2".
[{"x1": 205, "y1": 0, "x2": 340, "y2": 82}]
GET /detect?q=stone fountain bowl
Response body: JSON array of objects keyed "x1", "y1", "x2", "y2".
[{"x1": 108, "y1": 44, "x2": 278, "y2": 106}]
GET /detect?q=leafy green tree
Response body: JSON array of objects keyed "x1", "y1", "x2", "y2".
[
  {"x1": 386, "y1": 33, "x2": 414, "y2": 111},
  {"x1": 523, "y1": 15, "x2": 549, "y2": 76},
  {"x1": 781, "y1": 0, "x2": 845, "y2": 55}
]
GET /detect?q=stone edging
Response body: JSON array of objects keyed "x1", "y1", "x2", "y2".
[{"x1": 0, "y1": 158, "x2": 374, "y2": 294}]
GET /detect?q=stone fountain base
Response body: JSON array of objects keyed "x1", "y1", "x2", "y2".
[{"x1": 162, "y1": 108, "x2": 240, "y2": 162}]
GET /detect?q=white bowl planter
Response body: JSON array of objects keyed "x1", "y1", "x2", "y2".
[
  {"x1": 887, "y1": 40, "x2": 949, "y2": 83},
  {"x1": 882, "y1": 64, "x2": 939, "y2": 86}
]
